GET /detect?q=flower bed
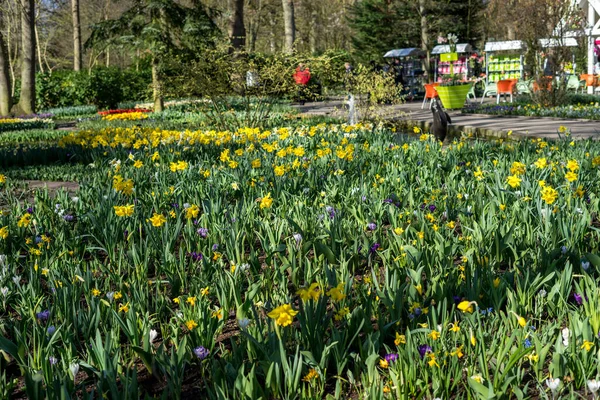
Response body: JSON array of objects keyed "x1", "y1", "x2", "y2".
[
  {"x1": 464, "y1": 102, "x2": 600, "y2": 120},
  {"x1": 1, "y1": 121, "x2": 600, "y2": 398},
  {"x1": 0, "y1": 117, "x2": 55, "y2": 133},
  {"x1": 98, "y1": 108, "x2": 152, "y2": 116}
]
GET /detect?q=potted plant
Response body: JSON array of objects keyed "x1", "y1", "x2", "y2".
[
  {"x1": 435, "y1": 33, "x2": 471, "y2": 109},
  {"x1": 435, "y1": 74, "x2": 472, "y2": 109}
]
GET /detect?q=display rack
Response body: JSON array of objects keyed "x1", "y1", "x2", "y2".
[
  {"x1": 383, "y1": 48, "x2": 426, "y2": 96},
  {"x1": 484, "y1": 41, "x2": 526, "y2": 84},
  {"x1": 431, "y1": 43, "x2": 474, "y2": 82}
]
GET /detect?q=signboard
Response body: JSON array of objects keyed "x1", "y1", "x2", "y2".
[{"x1": 440, "y1": 53, "x2": 458, "y2": 62}]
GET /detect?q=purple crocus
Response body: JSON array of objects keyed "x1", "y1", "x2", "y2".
[
  {"x1": 193, "y1": 346, "x2": 209, "y2": 360},
  {"x1": 428, "y1": 204, "x2": 436, "y2": 212},
  {"x1": 212, "y1": 244, "x2": 219, "y2": 251},
  {"x1": 574, "y1": 293, "x2": 583, "y2": 305},
  {"x1": 369, "y1": 243, "x2": 380, "y2": 254},
  {"x1": 418, "y1": 344, "x2": 432, "y2": 358},
  {"x1": 48, "y1": 356, "x2": 58, "y2": 365},
  {"x1": 63, "y1": 214, "x2": 75, "y2": 222},
  {"x1": 188, "y1": 252, "x2": 203, "y2": 262},
  {"x1": 47, "y1": 326, "x2": 56, "y2": 336},
  {"x1": 367, "y1": 222, "x2": 377, "y2": 231},
  {"x1": 293, "y1": 233, "x2": 302, "y2": 247},
  {"x1": 26, "y1": 207, "x2": 34, "y2": 214},
  {"x1": 197, "y1": 228, "x2": 208, "y2": 238},
  {"x1": 325, "y1": 206, "x2": 336, "y2": 219},
  {"x1": 385, "y1": 353, "x2": 399, "y2": 363},
  {"x1": 36, "y1": 310, "x2": 50, "y2": 322}
]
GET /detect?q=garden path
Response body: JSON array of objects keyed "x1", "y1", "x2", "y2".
[{"x1": 295, "y1": 99, "x2": 600, "y2": 140}]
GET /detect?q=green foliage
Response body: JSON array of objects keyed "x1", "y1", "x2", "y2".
[
  {"x1": 348, "y1": 0, "x2": 414, "y2": 62},
  {"x1": 2, "y1": 118, "x2": 600, "y2": 398},
  {"x1": 36, "y1": 68, "x2": 152, "y2": 110}
]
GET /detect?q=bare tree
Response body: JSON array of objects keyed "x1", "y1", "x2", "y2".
[
  {"x1": 72, "y1": 0, "x2": 82, "y2": 70},
  {"x1": 17, "y1": 0, "x2": 35, "y2": 115},
  {"x1": 281, "y1": 0, "x2": 294, "y2": 53}
]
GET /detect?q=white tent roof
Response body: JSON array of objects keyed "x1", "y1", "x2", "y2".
[
  {"x1": 484, "y1": 41, "x2": 526, "y2": 52},
  {"x1": 383, "y1": 48, "x2": 425, "y2": 58},
  {"x1": 539, "y1": 37, "x2": 579, "y2": 47},
  {"x1": 431, "y1": 43, "x2": 473, "y2": 54}
]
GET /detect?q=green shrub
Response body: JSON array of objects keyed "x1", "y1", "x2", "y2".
[{"x1": 36, "y1": 68, "x2": 152, "y2": 110}]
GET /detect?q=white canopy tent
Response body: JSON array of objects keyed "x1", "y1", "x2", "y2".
[
  {"x1": 484, "y1": 41, "x2": 526, "y2": 52},
  {"x1": 431, "y1": 43, "x2": 474, "y2": 54},
  {"x1": 383, "y1": 48, "x2": 425, "y2": 58},
  {"x1": 539, "y1": 37, "x2": 578, "y2": 47}
]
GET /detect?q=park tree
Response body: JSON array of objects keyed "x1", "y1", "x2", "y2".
[
  {"x1": 17, "y1": 0, "x2": 36, "y2": 115},
  {"x1": 72, "y1": 0, "x2": 82, "y2": 70},
  {"x1": 0, "y1": 10, "x2": 12, "y2": 116},
  {"x1": 86, "y1": 0, "x2": 218, "y2": 112},
  {"x1": 281, "y1": 0, "x2": 294, "y2": 52},
  {"x1": 228, "y1": 0, "x2": 246, "y2": 50}
]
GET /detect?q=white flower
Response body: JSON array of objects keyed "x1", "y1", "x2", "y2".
[
  {"x1": 69, "y1": 363, "x2": 80, "y2": 379},
  {"x1": 538, "y1": 289, "x2": 547, "y2": 297},
  {"x1": 239, "y1": 263, "x2": 250, "y2": 272},
  {"x1": 546, "y1": 378, "x2": 560, "y2": 393},
  {"x1": 12, "y1": 276, "x2": 20, "y2": 285},
  {"x1": 183, "y1": 203, "x2": 191, "y2": 209},
  {"x1": 464, "y1": 193, "x2": 469, "y2": 199},
  {"x1": 149, "y1": 329, "x2": 158, "y2": 343},
  {"x1": 0, "y1": 287, "x2": 8, "y2": 297},
  {"x1": 71, "y1": 197, "x2": 79, "y2": 203},
  {"x1": 588, "y1": 379, "x2": 600, "y2": 395},
  {"x1": 238, "y1": 318, "x2": 250, "y2": 330},
  {"x1": 561, "y1": 327, "x2": 570, "y2": 346}
]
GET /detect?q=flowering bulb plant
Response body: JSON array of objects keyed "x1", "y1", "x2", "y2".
[{"x1": 438, "y1": 33, "x2": 458, "y2": 53}]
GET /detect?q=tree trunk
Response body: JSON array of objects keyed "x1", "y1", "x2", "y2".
[
  {"x1": 72, "y1": 0, "x2": 82, "y2": 71},
  {"x1": 17, "y1": 0, "x2": 35, "y2": 115},
  {"x1": 0, "y1": 25, "x2": 12, "y2": 116},
  {"x1": 268, "y1": 10, "x2": 277, "y2": 53},
  {"x1": 228, "y1": 0, "x2": 246, "y2": 50},
  {"x1": 281, "y1": 0, "x2": 295, "y2": 53},
  {"x1": 309, "y1": 9, "x2": 318, "y2": 54},
  {"x1": 419, "y1": 0, "x2": 431, "y2": 83},
  {"x1": 152, "y1": 56, "x2": 164, "y2": 112},
  {"x1": 34, "y1": 21, "x2": 43, "y2": 74}
]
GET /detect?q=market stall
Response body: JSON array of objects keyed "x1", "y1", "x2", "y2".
[
  {"x1": 383, "y1": 48, "x2": 426, "y2": 96},
  {"x1": 431, "y1": 43, "x2": 474, "y2": 82},
  {"x1": 539, "y1": 37, "x2": 579, "y2": 74},
  {"x1": 483, "y1": 40, "x2": 526, "y2": 84}
]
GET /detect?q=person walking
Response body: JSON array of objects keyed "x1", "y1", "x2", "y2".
[{"x1": 293, "y1": 63, "x2": 311, "y2": 105}]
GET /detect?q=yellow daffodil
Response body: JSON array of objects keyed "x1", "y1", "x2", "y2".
[{"x1": 267, "y1": 304, "x2": 298, "y2": 327}]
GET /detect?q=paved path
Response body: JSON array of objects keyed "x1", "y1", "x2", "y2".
[{"x1": 294, "y1": 100, "x2": 600, "y2": 140}]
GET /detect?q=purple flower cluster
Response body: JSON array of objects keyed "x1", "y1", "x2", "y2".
[
  {"x1": 325, "y1": 206, "x2": 336, "y2": 219},
  {"x1": 194, "y1": 346, "x2": 209, "y2": 360},
  {"x1": 36, "y1": 310, "x2": 50, "y2": 322},
  {"x1": 197, "y1": 228, "x2": 208, "y2": 238},
  {"x1": 367, "y1": 222, "x2": 377, "y2": 231},
  {"x1": 418, "y1": 344, "x2": 432, "y2": 358},
  {"x1": 384, "y1": 353, "x2": 399, "y2": 363},
  {"x1": 188, "y1": 252, "x2": 203, "y2": 262}
]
